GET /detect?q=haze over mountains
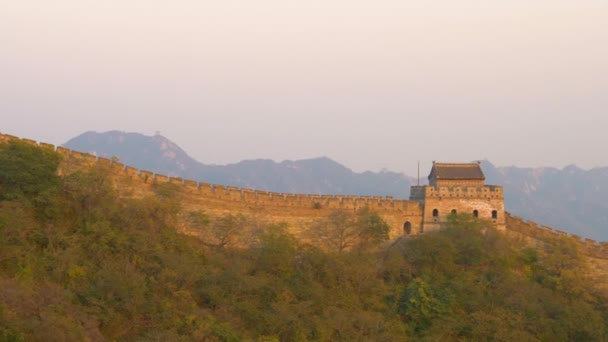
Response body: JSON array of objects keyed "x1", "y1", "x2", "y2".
[{"x1": 65, "y1": 131, "x2": 608, "y2": 241}]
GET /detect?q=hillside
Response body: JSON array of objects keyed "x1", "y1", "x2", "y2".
[
  {"x1": 65, "y1": 131, "x2": 608, "y2": 241},
  {"x1": 1, "y1": 138, "x2": 608, "y2": 340}
]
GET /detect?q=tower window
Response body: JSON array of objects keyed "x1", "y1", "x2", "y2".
[
  {"x1": 473, "y1": 210, "x2": 479, "y2": 218},
  {"x1": 451, "y1": 209, "x2": 457, "y2": 215},
  {"x1": 432, "y1": 209, "x2": 439, "y2": 217},
  {"x1": 492, "y1": 210, "x2": 498, "y2": 219}
]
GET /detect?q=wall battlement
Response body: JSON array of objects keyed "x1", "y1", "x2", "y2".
[
  {"x1": 505, "y1": 213, "x2": 608, "y2": 259},
  {"x1": 410, "y1": 185, "x2": 503, "y2": 200},
  {"x1": 0, "y1": 132, "x2": 416, "y2": 213}
]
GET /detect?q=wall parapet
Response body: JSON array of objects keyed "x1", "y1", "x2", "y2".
[
  {"x1": 0, "y1": 131, "x2": 418, "y2": 213},
  {"x1": 505, "y1": 212, "x2": 608, "y2": 259},
  {"x1": 2, "y1": 130, "x2": 605, "y2": 255},
  {"x1": 411, "y1": 185, "x2": 503, "y2": 200}
]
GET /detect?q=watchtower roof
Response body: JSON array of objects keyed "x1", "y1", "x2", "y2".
[{"x1": 429, "y1": 162, "x2": 485, "y2": 181}]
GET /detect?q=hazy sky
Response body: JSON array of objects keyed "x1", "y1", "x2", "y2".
[{"x1": 1, "y1": 1, "x2": 607, "y2": 175}]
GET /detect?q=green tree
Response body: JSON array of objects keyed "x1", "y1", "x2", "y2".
[
  {"x1": 0, "y1": 140, "x2": 60, "y2": 216},
  {"x1": 399, "y1": 278, "x2": 453, "y2": 333},
  {"x1": 308, "y1": 208, "x2": 390, "y2": 252}
]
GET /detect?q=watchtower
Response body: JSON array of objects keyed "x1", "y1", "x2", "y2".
[{"x1": 410, "y1": 162, "x2": 505, "y2": 232}]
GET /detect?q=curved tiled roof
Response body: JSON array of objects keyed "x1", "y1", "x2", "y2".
[{"x1": 429, "y1": 162, "x2": 485, "y2": 180}]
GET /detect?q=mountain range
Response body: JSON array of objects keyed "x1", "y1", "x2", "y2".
[{"x1": 64, "y1": 131, "x2": 608, "y2": 241}]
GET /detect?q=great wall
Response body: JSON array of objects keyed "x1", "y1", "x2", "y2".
[{"x1": 1, "y1": 132, "x2": 608, "y2": 263}]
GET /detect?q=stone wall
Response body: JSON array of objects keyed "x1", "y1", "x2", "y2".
[
  {"x1": 416, "y1": 185, "x2": 505, "y2": 232},
  {"x1": 505, "y1": 213, "x2": 608, "y2": 259},
  {"x1": 2, "y1": 131, "x2": 606, "y2": 260},
  {"x1": 435, "y1": 179, "x2": 485, "y2": 187},
  {"x1": 0, "y1": 132, "x2": 423, "y2": 239}
]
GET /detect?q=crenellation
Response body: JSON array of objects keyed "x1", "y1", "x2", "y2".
[
  {"x1": 21, "y1": 138, "x2": 38, "y2": 145},
  {"x1": 284, "y1": 195, "x2": 298, "y2": 206},
  {"x1": 56, "y1": 147, "x2": 71, "y2": 156},
  {"x1": 155, "y1": 174, "x2": 169, "y2": 183},
  {"x1": 111, "y1": 162, "x2": 125, "y2": 172},
  {"x1": 2, "y1": 134, "x2": 19, "y2": 141},
  {"x1": 227, "y1": 187, "x2": 243, "y2": 201},
  {"x1": 69, "y1": 150, "x2": 85, "y2": 158},
  {"x1": 170, "y1": 177, "x2": 184, "y2": 185},
  {"x1": 341, "y1": 197, "x2": 356, "y2": 209},
  {"x1": 125, "y1": 166, "x2": 139, "y2": 177},
  {"x1": 39, "y1": 143, "x2": 55, "y2": 150},
  {"x1": 198, "y1": 183, "x2": 214, "y2": 195},
  {"x1": 140, "y1": 170, "x2": 153, "y2": 183},
  {"x1": 98, "y1": 157, "x2": 112, "y2": 166},
  {"x1": 326, "y1": 197, "x2": 341, "y2": 209},
  {"x1": 184, "y1": 179, "x2": 198, "y2": 189}
]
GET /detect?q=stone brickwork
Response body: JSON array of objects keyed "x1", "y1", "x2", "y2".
[
  {"x1": 505, "y1": 213, "x2": 608, "y2": 259},
  {"x1": 411, "y1": 162, "x2": 505, "y2": 232},
  {"x1": 0, "y1": 133, "x2": 423, "y2": 239}
]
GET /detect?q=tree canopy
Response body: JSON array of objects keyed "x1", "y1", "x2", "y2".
[{"x1": 0, "y1": 141, "x2": 607, "y2": 341}]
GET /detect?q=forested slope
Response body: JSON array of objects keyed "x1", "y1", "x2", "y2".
[{"x1": 1, "y1": 140, "x2": 607, "y2": 341}]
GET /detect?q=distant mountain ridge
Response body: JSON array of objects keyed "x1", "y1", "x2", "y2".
[
  {"x1": 64, "y1": 131, "x2": 608, "y2": 241},
  {"x1": 481, "y1": 161, "x2": 608, "y2": 241},
  {"x1": 64, "y1": 131, "x2": 414, "y2": 198}
]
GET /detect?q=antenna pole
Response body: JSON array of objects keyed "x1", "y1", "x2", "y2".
[{"x1": 417, "y1": 160, "x2": 420, "y2": 186}]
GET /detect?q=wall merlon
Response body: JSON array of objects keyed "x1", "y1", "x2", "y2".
[
  {"x1": 21, "y1": 138, "x2": 38, "y2": 145},
  {"x1": 155, "y1": 174, "x2": 169, "y2": 183},
  {"x1": 170, "y1": 177, "x2": 184, "y2": 185},
  {"x1": 184, "y1": 180, "x2": 198, "y2": 188},
  {"x1": 98, "y1": 157, "x2": 112, "y2": 166},
  {"x1": 125, "y1": 166, "x2": 139, "y2": 176},
  {"x1": 227, "y1": 188, "x2": 243, "y2": 200},
  {"x1": 198, "y1": 183, "x2": 214, "y2": 195},
  {"x1": 140, "y1": 170, "x2": 153, "y2": 183},
  {"x1": 539, "y1": 225, "x2": 553, "y2": 232},
  {"x1": 3, "y1": 134, "x2": 19, "y2": 141},
  {"x1": 69, "y1": 150, "x2": 84, "y2": 157},
  {"x1": 111, "y1": 162, "x2": 125, "y2": 172},
  {"x1": 39, "y1": 143, "x2": 55, "y2": 150},
  {"x1": 56, "y1": 147, "x2": 71, "y2": 156}
]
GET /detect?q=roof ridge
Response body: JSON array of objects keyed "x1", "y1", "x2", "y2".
[{"x1": 434, "y1": 162, "x2": 480, "y2": 166}]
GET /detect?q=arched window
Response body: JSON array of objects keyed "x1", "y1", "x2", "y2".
[
  {"x1": 473, "y1": 210, "x2": 479, "y2": 218},
  {"x1": 451, "y1": 209, "x2": 457, "y2": 215},
  {"x1": 403, "y1": 221, "x2": 412, "y2": 235},
  {"x1": 432, "y1": 209, "x2": 439, "y2": 217},
  {"x1": 492, "y1": 210, "x2": 498, "y2": 219}
]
